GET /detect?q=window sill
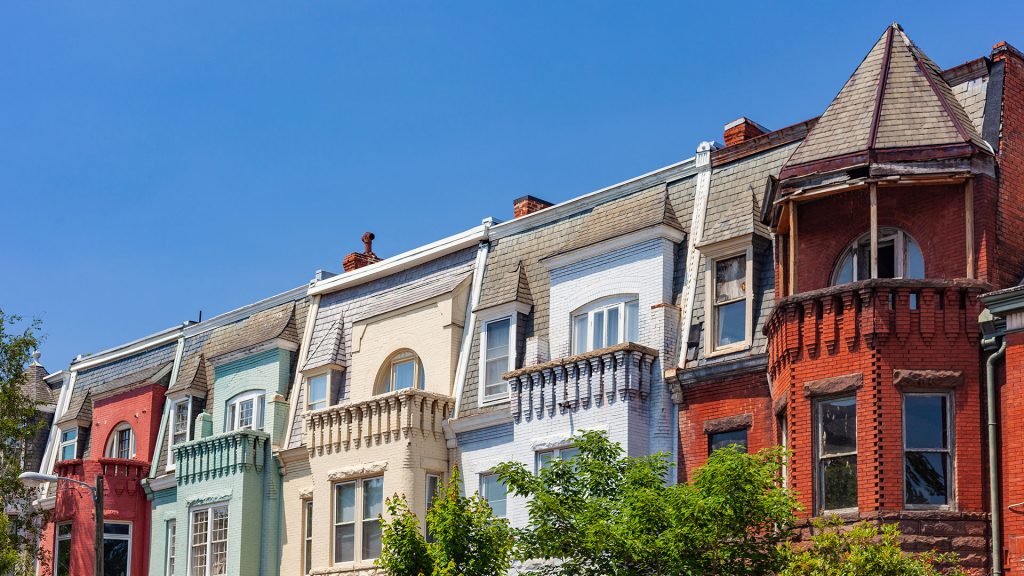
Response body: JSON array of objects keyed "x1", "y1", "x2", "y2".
[
  {"x1": 704, "y1": 342, "x2": 751, "y2": 359},
  {"x1": 479, "y1": 394, "x2": 510, "y2": 407}
]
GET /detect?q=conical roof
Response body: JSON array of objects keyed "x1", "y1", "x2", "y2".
[{"x1": 780, "y1": 23, "x2": 987, "y2": 181}]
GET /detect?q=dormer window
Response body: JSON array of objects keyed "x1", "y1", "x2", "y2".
[
  {"x1": 307, "y1": 373, "x2": 328, "y2": 411},
  {"x1": 106, "y1": 422, "x2": 135, "y2": 459},
  {"x1": 831, "y1": 228, "x2": 924, "y2": 285},
  {"x1": 571, "y1": 297, "x2": 640, "y2": 354},
  {"x1": 701, "y1": 236, "x2": 755, "y2": 356},
  {"x1": 227, "y1": 392, "x2": 265, "y2": 432},
  {"x1": 58, "y1": 428, "x2": 78, "y2": 461},
  {"x1": 375, "y1": 350, "x2": 425, "y2": 394}
]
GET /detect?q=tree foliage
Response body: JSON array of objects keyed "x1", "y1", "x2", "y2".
[
  {"x1": 779, "y1": 518, "x2": 969, "y2": 576},
  {"x1": 493, "y1": 430, "x2": 798, "y2": 576},
  {"x1": 0, "y1": 311, "x2": 47, "y2": 576},
  {"x1": 377, "y1": 467, "x2": 514, "y2": 576}
]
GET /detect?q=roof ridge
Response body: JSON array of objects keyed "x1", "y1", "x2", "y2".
[{"x1": 867, "y1": 24, "x2": 896, "y2": 148}]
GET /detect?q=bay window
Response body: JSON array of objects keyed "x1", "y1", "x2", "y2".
[
  {"x1": 903, "y1": 393, "x2": 952, "y2": 507},
  {"x1": 333, "y1": 476, "x2": 383, "y2": 564},
  {"x1": 102, "y1": 522, "x2": 131, "y2": 576},
  {"x1": 815, "y1": 396, "x2": 858, "y2": 513},
  {"x1": 571, "y1": 297, "x2": 640, "y2": 354}
]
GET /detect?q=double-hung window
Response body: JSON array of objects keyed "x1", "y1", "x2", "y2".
[
  {"x1": 535, "y1": 446, "x2": 580, "y2": 472},
  {"x1": 169, "y1": 397, "x2": 193, "y2": 466},
  {"x1": 103, "y1": 522, "x2": 131, "y2": 576},
  {"x1": 55, "y1": 523, "x2": 72, "y2": 576},
  {"x1": 166, "y1": 520, "x2": 176, "y2": 576},
  {"x1": 571, "y1": 298, "x2": 640, "y2": 354},
  {"x1": 333, "y1": 476, "x2": 383, "y2": 564},
  {"x1": 712, "y1": 255, "x2": 747, "y2": 350},
  {"x1": 304, "y1": 501, "x2": 314, "y2": 574},
  {"x1": 59, "y1": 428, "x2": 78, "y2": 461},
  {"x1": 480, "y1": 473, "x2": 507, "y2": 518},
  {"x1": 482, "y1": 318, "x2": 512, "y2": 401},
  {"x1": 815, "y1": 396, "x2": 858, "y2": 513},
  {"x1": 108, "y1": 423, "x2": 135, "y2": 460},
  {"x1": 903, "y1": 393, "x2": 952, "y2": 507},
  {"x1": 190, "y1": 505, "x2": 228, "y2": 576},
  {"x1": 227, "y1": 392, "x2": 265, "y2": 432},
  {"x1": 307, "y1": 374, "x2": 328, "y2": 412}
]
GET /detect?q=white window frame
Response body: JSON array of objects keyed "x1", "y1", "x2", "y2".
[
  {"x1": 902, "y1": 391, "x2": 955, "y2": 510},
  {"x1": 376, "y1": 351, "x2": 425, "y2": 394},
  {"x1": 107, "y1": 422, "x2": 136, "y2": 460},
  {"x1": 479, "y1": 472, "x2": 507, "y2": 518},
  {"x1": 168, "y1": 395, "x2": 193, "y2": 470},
  {"x1": 477, "y1": 303, "x2": 526, "y2": 406},
  {"x1": 306, "y1": 373, "x2": 329, "y2": 412},
  {"x1": 226, "y1": 391, "x2": 265, "y2": 432},
  {"x1": 55, "y1": 522, "x2": 72, "y2": 576},
  {"x1": 331, "y1": 476, "x2": 384, "y2": 566},
  {"x1": 58, "y1": 427, "x2": 79, "y2": 461},
  {"x1": 188, "y1": 503, "x2": 228, "y2": 576},
  {"x1": 701, "y1": 236, "x2": 755, "y2": 356},
  {"x1": 166, "y1": 520, "x2": 176, "y2": 576},
  {"x1": 570, "y1": 296, "x2": 640, "y2": 355},
  {"x1": 814, "y1": 395, "x2": 858, "y2": 514},
  {"x1": 303, "y1": 500, "x2": 314, "y2": 574},
  {"x1": 830, "y1": 228, "x2": 925, "y2": 285},
  {"x1": 103, "y1": 521, "x2": 133, "y2": 576}
]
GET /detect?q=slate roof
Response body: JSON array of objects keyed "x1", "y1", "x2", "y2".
[
  {"x1": 782, "y1": 23, "x2": 988, "y2": 180},
  {"x1": 57, "y1": 361, "x2": 172, "y2": 425},
  {"x1": 204, "y1": 301, "x2": 303, "y2": 361},
  {"x1": 56, "y1": 391, "x2": 91, "y2": 425},
  {"x1": 302, "y1": 318, "x2": 344, "y2": 372},
  {"x1": 22, "y1": 364, "x2": 55, "y2": 408},
  {"x1": 167, "y1": 353, "x2": 208, "y2": 395},
  {"x1": 552, "y1": 185, "x2": 684, "y2": 255}
]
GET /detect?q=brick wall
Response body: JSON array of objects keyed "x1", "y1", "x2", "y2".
[
  {"x1": 676, "y1": 369, "x2": 772, "y2": 481},
  {"x1": 1001, "y1": 331, "x2": 1024, "y2": 572},
  {"x1": 993, "y1": 45, "x2": 1024, "y2": 289}
]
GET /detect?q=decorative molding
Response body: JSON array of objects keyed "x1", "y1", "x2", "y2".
[
  {"x1": 804, "y1": 373, "x2": 864, "y2": 397},
  {"x1": 447, "y1": 409, "x2": 514, "y2": 434},
  {"x1": 186, "y1": 492, "x2": 232, "y2": 507},
  {"x1": 703, "y1": 413, "x2": 753, "y2": 435},
  {"x1": 893, "y1": 369, "x2": 963, "y2": 389},
  {"x1": 208, "y1": 338, "x2": 299, "y2": 367},
  {"x1": 71, "y1": 327, "x2": 183, "y2": 372},
  {"x1": 327, "y1": 461, "x2": 388, "y2": 482},
  {"x1": 298, "y1": 486, "x2": 314, "y2": 499}
]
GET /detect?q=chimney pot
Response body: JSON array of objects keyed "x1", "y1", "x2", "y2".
[
  {"x1": 513, "y1": 195, "x2": 553, "y2": 219},
  {"x1": 723, "y1": 117, "x2": 769, "y2": 147},
  {"x1": 343, "y1": 232, "x2": 382, "y2": 272}
]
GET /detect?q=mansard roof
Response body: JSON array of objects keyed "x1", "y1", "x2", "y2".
[
  {"x1": 780, "y1": 23, "x2": 990, "y2": 182},
  {"x1": 204, "y1": 300, "x2": 305, "y2": 362},
  {"x1": 167, "y1": 353, "x2": 208, "y2": 395},
  {"x1": 302, "y1": 318, "x2": 344, "y2": 372},
  {"x1": 551, "y1": 184, "x2": 684, "y2": 256}
]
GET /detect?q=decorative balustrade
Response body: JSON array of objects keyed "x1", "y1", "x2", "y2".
[
  {"x1": 505, "y1": 343, "x2": 658, "y2": 422},
  {"x1": 304, "y1": 389, "x2": 453, "y2": 456},
  {"x1": 765, "y1": 278, "x2": 988, "y2": 375},
  {"x1": 173, "y1": 429, "x2": 268, "y2": 485}
]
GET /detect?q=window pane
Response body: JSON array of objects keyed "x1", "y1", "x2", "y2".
[
  {"x1": 238, "y1": 399, "x2": 253, "y2": 429},
  {"x1": 117, "y1": 429, "x2": 131, "y2": 459},
  {"x1": 486, "y1": 319, "x2": 510, "y2": 356},
  {"x1": 485, "y1": 319, "x2": 510, "y2": 392},
  {"x1": 56, "y1": 526, "x2": 71, "y2": 576},
  {"x1": 362, "y1": 519, "x2": 382, "y2": 560},
  {"x1": 210, "y1": 507, "x2": 228, "y2": 576},
  {"x1": 709, "y1": 429, "x2": 748, "y2": 453},
  {"x1": 906, "y1": 237, "x2": 925, "y2": 278},
  {"x1": 592, "y1": 311, "x2": 604, "y2": 350},
  {"x1": 560, "y1": 447, "x2": 580, "y2": 461},
  {"x1": 878, "y1": 240, "x2": 896, "y2": 278},
  {"x1": 481, "y1": 475, "x2": 507, "y2": 518},
  {"x1": 484, "y1": 359, "x2": 508, "y2": 398},
  {"x1": 905, "y1": 452, "x2": 948, "y2": 506},
  {"x1": 173, "y1": 402, "x2": 189, "y2": 445},
  {"x1": 715, "y1": 256, "x2": 746, "y2": 302},
  {"x1": 834, "y1": 252, "x2": 854, "y2": 285},
  {"x1": 104, "y1": 523, "x2": 130, "y2": 536},
  {"x1": 625, "y1": 300, "x2": 639, "y2": 343},
  {"x1": 392, "y1": 360, "x2": 416, "y2": 391},
  {"x1": 61, "y1": 444, "x2": 76, "y2": 461},
  {"x1": 904, "y1": 396, "x2": 948, "y2": 450},
  {"x1": 336, "y1": 483, "x2": 355, "y2": 523},
  {"x1": 309, "y1": 375, "x2": 327, "y2": 408},
  {"x1": 821, "y1": 455, "x2": 858, "y2": 510},
  {"x1": 191, "y1": 510, "x2": 209, "y2": 576},
  {"x1": 257, "y1": 395, "x2": 266, "y2": 430},
  {"x1": 820, "y1": 397, "x2": 857, "y2": 455},
  {"x1": 103, "y1": 536, "x2": 129, "y2": 576},
  {"x1": 363, "y1": 477, "x2": 383, "y2": 519},
  {"x1": 536, "y1": 451, "x2": 553, "y2": 471},
  {"x1": 572, "y1": 314, "x2": 588, "y2": 354},
  {"x1": 606, "y1": 306, "x2": 620, "y2": 346},
  {"x1": 715, "y1": 300, "x2": 746, "y2": 347},
  {"x1": 167, "y1": 521, "x2": 176, "y2": 576},
  {"x1": 334, "y1": 524, "x2": 354, "y2": 562},
  {"x1": 62, "y1": 428, "x2": 77, "y2": 442},
  {"x1": 227, "y1": 404, "x2": 236, "y2": 432},
  {"x1": 857, "y1": 242, "x2": 871, "y2": 281}
]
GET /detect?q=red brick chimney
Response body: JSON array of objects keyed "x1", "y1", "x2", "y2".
[
  {"x1": 513, "y1": 195, "x2": 553, "y2": 219},
  {"x1": 723, "y1": 117, "x2": 769, "y2": 147},
  {"x1": 342, "y1": 232, "x2": 382, "y2": 272}
]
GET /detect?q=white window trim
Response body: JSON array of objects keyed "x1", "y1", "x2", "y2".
[
  {"x1": 830, "y1": 228, "x2": 924, "y2": 285},
  {"x1": 226, "y1": 391, "x2": 265, "y2": 432},
  {"x1": 166, "y1": 520, "x2": 176, "y2": 576},
  {"x1": 376, "y1": 351, "x2": 425, "y2": 395},
  {"x1": 55, "y1": 522, "x2": 72, "y2": 576},
  {"x1": 188, "y1": 503, "x2": 228, "y2": 576},
  {"x1": 331, "y1": 476, "x2": 384, "y2": 567},
  {"x1": 303, "y1": 499, "x2": 314, "y2": 575},
  {"x1": 103, "y1": 521, "x2": 133, "y2": 576},
  {"x1": 477, "y1": 302, "x2": 528, "y2": 407},
  {"x1": 106, "y1": 422, "x2": 136, "y2": 460},
  {"x1": 306, "y1": 372, "x2": 330, "y2": 412},
  {"x1": 902, "y1": 391, "x2": 956, "y2": 510},
  {"x1": 58, "y1": 426, "x2": 79, "y2": 462},
  {"x1": 570, "y1": 295, "x2": 640, "y2": 355},
  {"x1": 700, "y1": 235, "x2": 754, "y2": 357},
  {"x1": 534, "y1": 445, "x2": 580, "y2": 473},
  {"x1": 479, "y1": 472, "x2": 507, "y2": 518},
  {"x1": 167, "y1": 395, "x2": 194, "y2": 471},
  {"x1": 814, "y1": 396, "x2": 858, "y2": 515}
]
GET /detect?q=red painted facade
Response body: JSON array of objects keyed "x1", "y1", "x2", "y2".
[{"x1": 40, "y1": 383, "x2": 165, "y2": 576}]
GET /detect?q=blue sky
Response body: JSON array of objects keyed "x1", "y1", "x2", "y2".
[{"x1": 3, "y1": 1, "x2": 1021, "y2": 370}]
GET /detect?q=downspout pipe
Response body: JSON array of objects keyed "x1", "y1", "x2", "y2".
[{"x1": 985, "y1": 335, "x2": 1007, "y2": 576}]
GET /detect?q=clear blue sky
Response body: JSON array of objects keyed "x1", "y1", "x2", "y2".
[{"x1": 3, "y1": 1, "x2": 1021, "y2": 370}]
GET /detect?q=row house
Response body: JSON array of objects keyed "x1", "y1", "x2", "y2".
[{"x1": 145, "y1": 287, "x2": 308, "y2": 576}]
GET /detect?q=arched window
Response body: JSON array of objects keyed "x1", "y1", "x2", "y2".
[
  {"x1": 375, "y1": 350, "x2": 425, "y2": 394},
  {"x1": 106, "y1": 422, "x2": 135, "y2": 459},
  {"x1": 831, "y1": 228, "x2": 924, "y2": 286},
  {"x1": 571, "y1": 295, "x2": 640, "y2": 355}
]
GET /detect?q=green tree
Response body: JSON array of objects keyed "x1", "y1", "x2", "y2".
[
  {"x1": 493, "y1": 430, "x2": 798, "y2": 576},
  {"x1": 779, "y1": 518, "x2": 968, "y2": 576},
  {"x1": 377, "y1": 467, "x2": 514, "y2": 576},
  {"x1": 0, "y1": 311, "x2": 47, "y2": 576}
]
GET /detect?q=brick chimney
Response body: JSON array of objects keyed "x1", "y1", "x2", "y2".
[
  {"x1": 342, "y1": 232, "x2": 382, "y2": 272},
  {"x1": 723, "y1": 117, "x2": 769, "y2": 147},
  {"x1": 513, "y1": 195, "x2": 553, "y2": 219}
]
